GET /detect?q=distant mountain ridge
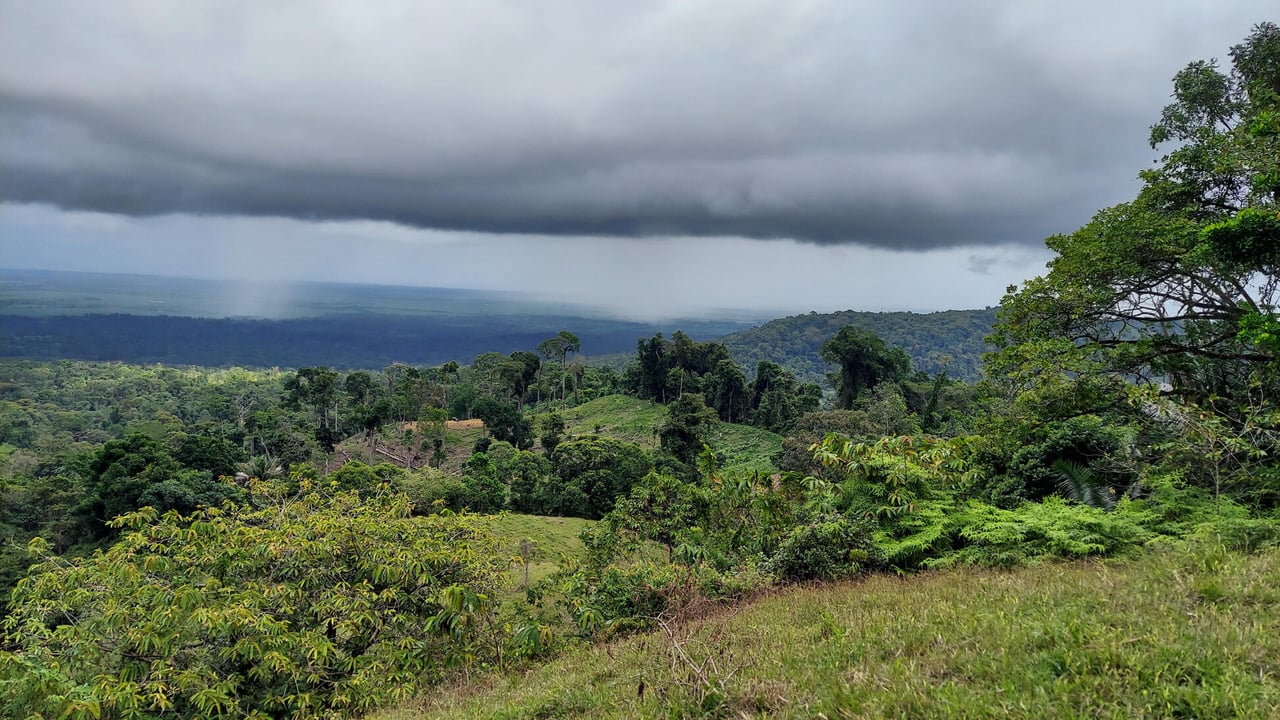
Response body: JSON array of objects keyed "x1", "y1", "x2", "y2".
[
  {"x1": 0, "y1": 270, "x2": 998, "y2": 375},
  {"x1": 0, "y1": 269, "x2": 757, "y2": 368},
  {"x1": 0, "y1": 313, "x2": 752, "y2": 369},
  {"x1": 719, "y1": 308, "x2": 998, "y2": 383}
]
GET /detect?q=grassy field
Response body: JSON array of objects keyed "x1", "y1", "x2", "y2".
[
  {"x1": 552, "y1": 394, "x2": 668, "y2": 446},
  {"x1": 546, "y1": 395, "x2": 784, "y2": 475},
  {"x1": 373, "y1": 547, "x2": 1280, "y2": 719},
  {"x1": 483, "y1": 513, "x2": 595, "y2": 589}
]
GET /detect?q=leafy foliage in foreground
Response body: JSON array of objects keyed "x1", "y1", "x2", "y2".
[
  {"x1": 0, "y1": 487, "x2": 506, "y2": 719},
  {"x1": 550, "y1": 430, "x2": 1278, "y2": 643}
]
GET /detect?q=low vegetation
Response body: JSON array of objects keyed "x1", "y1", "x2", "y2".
[
  {"x1": 485, "y1": 514, "x2": 594, "y2": 590},
  {"x1": 375, "y1": 546, "x2": 1280, "y2": 719},
  {"x1": 2, "y1": 488, "x2": 508, "y2": 719}
]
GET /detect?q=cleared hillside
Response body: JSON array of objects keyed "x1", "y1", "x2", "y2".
[
  {"x1": 545, "y1": 395, "x2": 783, "y2": 475},
  {"x1": 484, "y1": 514, "x2": 594, "y2": 590},
  {"x1": 720, "y1": 307, "x2": 998, "y2": 383}
]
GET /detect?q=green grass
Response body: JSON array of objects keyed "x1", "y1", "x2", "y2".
[
  {"x1": 545, "y1": 395, "x2": 783, "y2": 475},
  {"x1": 478, "y1": 513, "x2": 664, "y2": 593},
  {"x1": 553, "y1": 395, "x2": 669, "y2": 447},
  {"x1": 704, "y1": 421, "x2": 783, "y2": 476},
  {"x1": 372, "y1": 547, "x2": 1280, "y2": 719},
  {"x1": 483, "y1": 514, "x2": 594, "y2": 589}
]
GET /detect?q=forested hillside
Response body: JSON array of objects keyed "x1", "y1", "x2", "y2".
[{"x1": 719, "y1": 308, "x2": 997, "y2": 383}]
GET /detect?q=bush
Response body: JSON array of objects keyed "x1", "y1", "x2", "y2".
[
  {"x1": 764, "y1": 514, "x2": 879, "y2": 581},
  {"x1": 1188, "y1": 517, "x2": 1280, "y2": 552},
  {"x1": 943, "y1": 498, "x2": 1154, "y2": 568},
  {"x1": 328, "y1": 459, "x2": 403, "y2": 493},
  {"x1": 0, "y1": 487, "x2": 506, "y2": 719},
  {"x1": 559, "y1": 561, "x2": 682, "y2": 636},
  {"x1": 398, "y1": 466, "x2": 468, "y2": 513}
]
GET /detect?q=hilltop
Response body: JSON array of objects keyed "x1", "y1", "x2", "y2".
[
  {"x1": 720, "y1": 307, "x2": 997, "y2": 383},
  {"x1": 541, "y1": 395, "x2": 783, "y2": 475}
]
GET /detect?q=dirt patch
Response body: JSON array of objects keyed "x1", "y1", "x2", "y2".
[{"x1": 400, "y1": 419, "x2": 486, "y2": 431}]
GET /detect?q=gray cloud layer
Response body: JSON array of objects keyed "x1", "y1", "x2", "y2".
[{"x1": 1, "y1": 1, "x2": 1271, "y2": 249}]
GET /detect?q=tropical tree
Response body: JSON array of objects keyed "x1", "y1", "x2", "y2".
[
  {"x1": 343, "y1": 370, "x2": 376, "y2": 406},
  {"x1": 77, "y1": 432, "x2": 242, "y2": 540},
  {"x1": 499, "y1": 351, "x2": 541, "y2": 408},
  {"x1": 819, "y1": 327, "x2": 911, "y2": 409},
  {"x1": 536, "y1": 331, "x2": 581, "y2": 401},
  {"x1": 284, "y1": 366, "x2": 341, "y2": 450},
  {"x1": 659, "y1": 393, "x2": 718, "y2": 469},
  {"x1": 472, "y1": 397, "x2": 533, "y2": 449},
  {"x1": 631, "y1": 333, "x2": 672, "y2": 402},
  {"x1": 988, "y1": 23, "x2": 1280, "y2": 498},
  {"x1": 601, "y1": 472, "x2": 707, "y2": 561},
  {"x1": 538, "y1": 412, "x2": 566, "y2": 455},
  {"x1": 702, "y1": 358, "x2": 751, "y2": 423},
  {"x1": 548, "y1": 435, "x2": 653, "y2": 519},
  {"x1": 750, "y1": 360, "x2": 823, "y2": 433}
]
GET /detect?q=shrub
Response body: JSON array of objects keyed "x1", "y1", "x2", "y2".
[
  {"x1": 559, "y1": 561, "x2": 682, "y2": 636},
  {"x1": 0, "y1": 486, "x2": 506, "y2": 719},
  {"x1": 1188, "y1": 517, "x2": 1280, "y2": 552},
  {"x1": 764, "y1": 514, "x2": 879, "y2": 581},
  {"x1": 398, "y1": 466, "x2": 468, "y2": 513},
  {"x1": 943, "y1": 498, "x2": 1154, "y2": 567}
]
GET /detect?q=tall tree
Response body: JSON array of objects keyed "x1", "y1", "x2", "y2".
[
  {"x1": 500, "y1": 351, "x2": 541, "y2": 408},
  {"x1": 819, "y1": 327, "x2": 911, "y2": 410},
  {"x1": 990, "y1": 23, "x2": 1279, "y2": 431},
  {"x1": 750, "y1": 360, "x2": 822, "y2": 433},
  {"x1": 632, "y1": 333, "x2": 672, "y2": 402},
  {"x1": 343, "y1": 370, "x2": 376, "y2": 406},
  {"x1": 703, "y1": 358, "x2": 750, "y2": 423},
  {"x1": 989, "y1": 24, "x2": 1279, "y2": 501},
  {"x1": 284, "y1": 366, "x2": 341, "y2": 451},
  {"x1": 537, "y1": 330, "x2": 581, "y2": 401},
  {"x1": 659, "y1": 393, "x2": 718, "y2": 468},
  {"x1": 472, "y1": 397, "x2": 534, "y2": 450}
]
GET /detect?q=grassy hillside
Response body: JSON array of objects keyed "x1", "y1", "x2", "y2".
[
  {"x1": 373, "y1": 547, "x2": 1280, "y2": 719},
  {"x1": 719, "y1": 307, "x2": 998, "y2": 383},
  {"x1": 484, "y1": 514, "x2": 594, "y2": 590},
  {"x1": 547, "y1": 395, "x2": 783, "y2": 475}
]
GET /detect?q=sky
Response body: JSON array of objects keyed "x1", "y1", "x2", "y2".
[{"x1": 0, "y1": 1, "x2": 1273, "y2": 320}]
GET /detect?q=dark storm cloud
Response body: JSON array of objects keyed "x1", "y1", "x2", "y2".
[{"x1": 0, "y1": 1, "x2": 1272, "y2": 249}]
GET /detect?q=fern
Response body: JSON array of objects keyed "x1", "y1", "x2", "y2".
[{"x1": 1052, "y1": 459, "x2": 1116, "y2": 510}]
